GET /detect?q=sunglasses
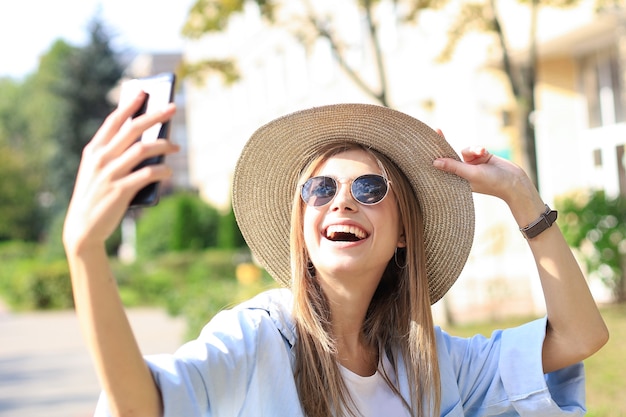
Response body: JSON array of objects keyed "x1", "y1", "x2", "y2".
[{"x1": 301, "y1": 174, "x2": 391, "y2": 207}]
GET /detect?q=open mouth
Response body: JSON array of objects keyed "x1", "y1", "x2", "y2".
[{"x1": 324, "y1": 225, "x2": 368, "y2": 242}]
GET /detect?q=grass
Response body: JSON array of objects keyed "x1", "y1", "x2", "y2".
[
  {"x1": 446, "y1": 303, "x2": 626, "y2": 416},
  {"x1": 583, "y1": 304, "x2": 626, "y2": 417}
]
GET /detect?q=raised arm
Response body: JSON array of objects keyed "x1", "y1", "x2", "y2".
[
  {"x1": 433, "y1": 145, "x2": 609, "y2": 373},
  {"x1": 63, "y1": 91, "x2": 178, "y2": 416}
]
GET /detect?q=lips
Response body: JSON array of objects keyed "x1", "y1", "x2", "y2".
[{"x1": 324, "y1": 224, "x2": 368, "y2": 242}]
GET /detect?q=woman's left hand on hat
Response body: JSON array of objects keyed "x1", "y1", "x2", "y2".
[{"x1": 432, "y1": 130, "x2": 536, "y2": 205}]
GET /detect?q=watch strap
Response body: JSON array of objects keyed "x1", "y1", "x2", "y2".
[{"x1": 520, "y1": 204, "x2": 558, "y2": 239}]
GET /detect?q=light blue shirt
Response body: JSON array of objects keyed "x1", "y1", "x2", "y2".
[{"x1": 95, "y1": 288, "x2": 585, "y2": 416}]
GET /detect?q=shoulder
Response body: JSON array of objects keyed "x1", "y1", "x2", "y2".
[
  {"x1": 145, "y1": 289, "x2": 299, "y2": 415},
  {"x1": 199, "y1": 288, "x2": 296, "y2": 349},
  {"x1": 236, "y1": 287, "x2": 294, "y2": 314},
  {"x1": 434, "y1": 325, "x2": 504, "y2": 359},
  {"x1": 169, "y1": 288, "x2": 296, "y2": 375}
]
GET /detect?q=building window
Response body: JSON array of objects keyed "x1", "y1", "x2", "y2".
[
  {"x1": 593, "y1": 148, "x2": 603, "y2": 167},
  {"x1": 580, "y1": 48, "x2": 624, "y2": 128}
]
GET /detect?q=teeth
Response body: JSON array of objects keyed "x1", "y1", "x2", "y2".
[{"x1": 326, "y1": 224, "x2": 367, "y2": 240}]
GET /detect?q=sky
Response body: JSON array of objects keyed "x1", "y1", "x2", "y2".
[{"x1": 0, "y1": 0, "x2": 197, "y2": 79}]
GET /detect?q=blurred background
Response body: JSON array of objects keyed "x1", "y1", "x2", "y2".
[{"x1": 0, "y1": 0, "x2": 624, "y2": 416}]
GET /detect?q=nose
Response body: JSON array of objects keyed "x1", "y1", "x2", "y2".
[{"x1": 329, "y1": 180, "x2": 357, "y2": 211}]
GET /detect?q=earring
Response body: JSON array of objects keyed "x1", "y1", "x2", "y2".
[
  {"x1": 306, "y1": 259, "x2": 316, "y2": 278},
  {"x1": 394, "y1": 247, "x2": 407, "y2": 269}
]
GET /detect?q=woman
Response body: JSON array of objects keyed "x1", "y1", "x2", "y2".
[{"x1": 63, "y1": 93, "x2": 608, "y2": 416}]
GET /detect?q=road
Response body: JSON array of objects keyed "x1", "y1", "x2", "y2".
[{"x1": 0, "y1": 303, "x2": 186, "y2": 417}]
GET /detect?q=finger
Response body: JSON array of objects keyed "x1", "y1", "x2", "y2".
[
  {"x1": 435, "y1": 128, "x2": 445, "y2": 139},
  {"x1": 106, "y1": 103, "x2": 176, "y2": 156},
  {"x1": 76, "y1": 162, "x2": 174, "y2": 230},
  {"x1": 104, "y1": 140, "x2": 180, "y2": 182},
  {"x1": 433, "y1": 156, "x2": 492, "y2": 186},
  {"x1": 460, "y1": 146, "x2": 492, "y2": 164},
  {"x1": 90, "y1": 103, "x2": 176, "y2": 171},
  {"x1": 82, "y1": 145, "x2": 177, "y2": 212},
  {"x1": 74, "y1": 132, "x2": 179, "y2": 203},
  {"x1": 90, "y1": 91, "x2": 149, "y2": 147},
  {"x1": 114, "y1": 163, "x2": 174, "y2": 205},
  {"x1": 433, "y1": 157, "x2": 468, "y2": 178}
]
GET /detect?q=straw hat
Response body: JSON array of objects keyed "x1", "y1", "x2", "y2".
[{"x1": 232, "y1": 103, "x2": 474, "y2": 304}]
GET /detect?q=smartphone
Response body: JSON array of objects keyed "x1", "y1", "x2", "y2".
[{"x1": 118, "y1": 72, "x2": 176, "y2": 208}]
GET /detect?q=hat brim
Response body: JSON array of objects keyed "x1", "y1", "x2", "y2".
[{"x1": 232, "y1": 104, "x2": 474, "y2": 304}]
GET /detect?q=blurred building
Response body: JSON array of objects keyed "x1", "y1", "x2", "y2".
[
  {"x1": 534, "y1": 9, "x2": 626, "y2": 202},
  {"x1": 181, "y1": 0, "x2": 622, "y2": 321}
]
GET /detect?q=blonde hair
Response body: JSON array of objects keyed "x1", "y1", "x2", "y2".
[{"x1": 290, "y1": 143, "x2": 441, "y2": 416}]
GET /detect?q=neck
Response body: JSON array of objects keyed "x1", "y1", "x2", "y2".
[{"x1": 318, "y1": 271, "x2": 380, "y2": 376}]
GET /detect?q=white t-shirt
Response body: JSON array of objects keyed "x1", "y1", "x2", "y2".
[{"x1": 339, "y1": 355, "x2": 411, "y2": 417}]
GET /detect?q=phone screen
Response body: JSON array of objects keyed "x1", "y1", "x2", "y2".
[{"x1": 118, "y1": 72, "x2": 176, "y2": 208}]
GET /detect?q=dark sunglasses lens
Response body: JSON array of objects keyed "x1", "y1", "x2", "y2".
[
  {"x1": 352, "y1": 175, "x2": 388, "y2": 204},
  {"x1": 302, "y1": 176, "x2": 337, "y2": 206}
]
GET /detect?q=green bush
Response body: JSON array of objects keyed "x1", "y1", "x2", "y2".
[
  {"x1": 557, "y1": 190, "x2": 626, "y2": 302},
  {"x1": 1, "y1": 258, "x2": 73, "y2": 310},
  {"x1": 0, "y1": 240, "x2": 38, "y2": 261},
  {"x1": 111, "y1": 248, "x2": 277, "y2": 338},
  {"x1": 217, "y1": 207, "x2": 247, "y2": 249},
  {"x1": 39, "y1": 210, "x2": 67, "y2": 260},
  {"x1": 135, "y1": 192, "x2": 221, "y2": 257},
  {"x1": 0, "y1": 241, "x2": 39, "y2": 305},
  {"x1": 0, "y1": 238, "x2": 273, "y2": 340},
  {"x1": 36, "y1": 210, "x2": 122, "y2": 261}
]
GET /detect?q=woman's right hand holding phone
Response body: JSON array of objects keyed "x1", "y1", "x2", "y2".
[{"x1": 63, "y1": 91, "x2": 178, "y2": 253}]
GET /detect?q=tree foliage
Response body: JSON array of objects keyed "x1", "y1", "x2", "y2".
[
  {"x1": 182, "y1": 0, "x2": 276, "y2": 35},
  {"x1": 181, "y1": 0, "x2": 447, "y2": 106},
  {"x1": 46, "y1": 17, "x2": 124, "y2": 210},
  {"x1": 181, "y1": 0, "x2": 596, "y2": 191},
  {"x1": 0, "y1": 16, "x2": 124, "y2": 242},
  {"x1": 0, "y1": 139, "x2": 45, "y2": 241},
  {"x1": 0, "y1": 78, "x2": 48, "y2": 241},
  {"x1": 558, "y1": 190, "x2": 626, "y2": 303}
]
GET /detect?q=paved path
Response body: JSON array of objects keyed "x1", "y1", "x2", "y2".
[{"x1": 0, "y1": 303, "x2": 186, "y2": 417}]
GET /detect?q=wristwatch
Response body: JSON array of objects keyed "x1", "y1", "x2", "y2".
[{"x1": 519, "y1": 204, "x2": 558, "y2": 239}]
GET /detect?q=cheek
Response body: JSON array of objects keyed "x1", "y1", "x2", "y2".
[
  {"x1": 302, "y1": 209, "x2": 321, "y2": 250},
  {"x1": 380, "y1": 201, "x2": 404, "y2": 244}
]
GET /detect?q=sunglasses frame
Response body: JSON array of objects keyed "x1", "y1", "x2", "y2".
[{"x1": 300, "y1": 174, "x2": 391, "y2": 207}]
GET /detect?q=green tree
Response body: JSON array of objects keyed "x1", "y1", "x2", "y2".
[
  {"x1": 180, "y1": 0, "x2": 446, "y2": 107},
  {"x1": 0, "y1": 75, "x2": 53, "y2": 241},
  {"x1": 23, "y1": 39, "x2": 75, "y2": 166},
  {"x1": 47, "y1": 16, "x2": 124, "y2": 210},
  {"x1": 0, "y1": 79, "x2": 28, "y2": 149},
  {"x1": 0, "y1": 139, "x2": 44, "y2": 241}
]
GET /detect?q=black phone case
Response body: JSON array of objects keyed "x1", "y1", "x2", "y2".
[{"x1": 128, "y1": 73, "x2": 176, "y2": 208}]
